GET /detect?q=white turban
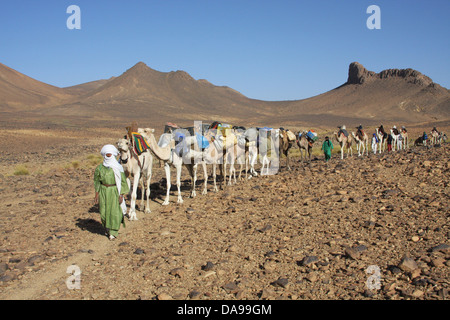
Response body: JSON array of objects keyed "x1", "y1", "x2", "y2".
[{"x1": 100, "y1": 144, "x2": 127, "y2": 215}]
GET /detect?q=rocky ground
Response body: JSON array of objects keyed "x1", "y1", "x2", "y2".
[{"x1": 0, "y1": 127, "x2": 449, "y2": 301}]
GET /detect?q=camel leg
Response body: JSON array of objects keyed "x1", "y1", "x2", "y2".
[
  {"x1": 144, "y1": 171, "x2": 151, "y2": 214},
  {"x1": 201, "y1": 162, "x2": 208, "y2": 195},
  {"x1": 286, "y1": 153, "x2": 291, "y2": 170},
  {"x1": 128, "y1": 172, "x2": 140, "y2": 220},
  {"x1": 244, "y1": 151, "x2": 248, "y2": 180},
  {"x1": 250, "y1": 149, "x2": 258, "y2": 176},
  {"x1": 212, "y1": 163, "x2": 219, "y2": 192},
  {"x1": 162, "y1": 163, "x2": 171, "y2": 206},
  {"x1": 139, "y1": 176, "x2": 145, "y2": 212},
  {"x1": 189, "y1": 164, "x2": 197, "y2": 198},
  {"x1": 176, "y1": 163, "x2": 183, "y2": 204}
]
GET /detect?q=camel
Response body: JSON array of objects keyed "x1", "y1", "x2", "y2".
[
  {"x1": 375, "y1": 125, "x2": 388, "y2": 153},
  {"x1": 390, "y1": 126, "x2": 402, "y2": 151},
  {"x1": 116, "y1": 137, "x2": 153, "y2": 220},
  {"x1": 136, "y1": 128, "x2": 202, "y2": 205},
  {"x1": 431, "y1": 128, "x2": 441, "y2": 145},
  {"x1": 240, "y1": 127, "x2": 259, "y2": 178},
  {"x1": 400, "y1": 126, "x2": 409, "y2": 149},
  {"x1": 278, "y1": 128, "x2": 296, "y2": 170},
  {"x1": 351, "y1": 130, "x2": 369, "y2": 156},
  {"x1": 232, "y1": 129, "x2": 259, "y2": 181},
  {"x1": 202, "y1": 127, "x2": 239, "y2": 186},
  {"x1": 334, "y1": 126, "x2": 353, "y2": 159},
  {"x1": 297, "y1": 131, "x2": 314, "y2": 162},
  {"x1": 256, "y1": 128, "x2": 279, "y2": 176}
]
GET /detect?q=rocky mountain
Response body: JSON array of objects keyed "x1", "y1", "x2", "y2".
[{"x1": 277, "y1": 62, "x2": 450, "y2": 128}]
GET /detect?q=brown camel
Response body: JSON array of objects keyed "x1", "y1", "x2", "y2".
[
  {"x1": 297, "y1": 131, "x2": 314, "y2": 162},
  {"x1": 279, "y1": 128, "x2": 296, "y2": 170}
]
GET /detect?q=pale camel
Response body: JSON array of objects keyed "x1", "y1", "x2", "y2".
[
  {"x1": 116, "y1": 137, "x2": 153, "y2": 220},
  {"x1": 351, "y1": 130, "x2": 369, "y2": 156},
  {"x1": 390, "y1": 126, "x2": 402, "y2": 151},
  {"x1": 257, "y1": 128, "x2": 279, "y2": 176},
  {"x1": 233, "y1": 129, "x2": 256, "y2": 181},
  {"x1": 137, "y1": 128, "x2": 200, "y2": 205},
  {"x1": 203, "y1": 128, "x2": 241, "y2": 186},
  {"x1": 334, "y1": 127, "x2": 353, "y2": 159},
  {"x1": 430, "y1": 128, "x2": 441, "y2": 145},
  {"x1": 400, "y1": 126, "x2": 409, "y2": 149},
  {"x1": 240, "y1": 127, "x2": 259, "y2": 178}
]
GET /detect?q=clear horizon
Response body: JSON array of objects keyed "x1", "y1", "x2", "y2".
[{"x1": 1, "y1": 0, "x2": 449, "y2": 101}]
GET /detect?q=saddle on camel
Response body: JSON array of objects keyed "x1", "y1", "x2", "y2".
[
  {"x1": 337, "y1": 125, "x2": 349, "y2": 138},
  {"x1": 126, "y1": 122, "x2": 151, "y2": 156},
  {"x1": 356, "y1": 125, "x2": 365, "y2": 141}
]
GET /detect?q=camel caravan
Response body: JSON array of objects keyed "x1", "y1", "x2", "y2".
[{"x1": 115, "y1": 121, "x2": 446, "y2": 220}]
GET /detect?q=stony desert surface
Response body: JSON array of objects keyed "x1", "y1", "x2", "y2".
[{"x1": 0, "y1": 125, "x2": 448, "y2": 301}]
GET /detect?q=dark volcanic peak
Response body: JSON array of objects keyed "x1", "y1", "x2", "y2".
[{"x1": 347, "y1": 62, "x2": 434, "y2": 86}]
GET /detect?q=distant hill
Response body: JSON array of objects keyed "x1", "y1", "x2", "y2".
[
  {"x1": 0, "y1": 62, "x2": 74, "y2": 111},
  {"x1": 0, "y1": 61, "x2": 448, "y2": 129}
]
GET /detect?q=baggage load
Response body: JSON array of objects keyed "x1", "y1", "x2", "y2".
[
  {"x1": 306, "y1": 130, "x2": 318, "y2": 141},
  {"x1": 195, "y1": 132, "x2": 210, "y2": 150},
  {"x1": 286, "y1": 130, "x2": 296, "y2": 141}
]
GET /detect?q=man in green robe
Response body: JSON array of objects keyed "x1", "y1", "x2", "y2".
[
  {"x1": 94, "y1": 145, "x2": 129, "y2": 240},
  {"x1": 321, "y1": 136, "x2": 333, "y2": 162}
]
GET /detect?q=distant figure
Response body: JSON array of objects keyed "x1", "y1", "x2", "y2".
[
  {"x1": 422, "y1": 132, "x2": 428, "y2": 146},
  {"x1": 321, "y1": 136, "x2": 333, "y2": 162},
  {"x1": 371, "y1": 133, "x2": 378, "y2": 154},
  {"x1": 387, "y1": 134, "x2": 393, "y2": 152}
]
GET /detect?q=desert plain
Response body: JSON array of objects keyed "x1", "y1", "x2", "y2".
[{"x1": 0, "y1": 61, "x2": 449, "y2": 301}]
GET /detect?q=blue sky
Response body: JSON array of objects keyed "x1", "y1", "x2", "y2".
[{"x1": 0, "y1": 0, "x2": 449, "y2": 101}]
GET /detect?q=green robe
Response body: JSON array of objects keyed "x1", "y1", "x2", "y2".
[
  {"x1": 94, "y1": 164, "x2": 129, "y2": 237},
  {"x1": 321, "y1": 140, "x2": 333, "y2": 161}
]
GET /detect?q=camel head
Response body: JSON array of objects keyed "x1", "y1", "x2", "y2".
[
  {"x1": 117, "y1": 138, "x2": 130, "y2": 153},
  {"x1": 136, "y1": 127, "x2": 156, "y2": 143}
]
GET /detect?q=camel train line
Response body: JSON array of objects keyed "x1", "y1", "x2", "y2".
[{"x1": 115, "y1": 121, "x2": 446, "y2": 220}]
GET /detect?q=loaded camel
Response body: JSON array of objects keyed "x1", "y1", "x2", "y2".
[
  {"x1": 400, "y1": 126, "x2": 409, "y2": 149},
  {"x1": 137, "y1": 127, "x2": 205, "y2": 205},
  {"x1": 430, "y1": 127, "x2": 443, "y2": 145},
  {"x1": 375, "y1": 125, "x2": 388, "y2": 153},
  {"x1": 279, "y1": 128, "x2": 296, "y2": 170},
  {"x1": 390, "y1": 126, "x2": 402, "y2": 151},
  {"x1": 334, "y1": 125, "x2": 353, "y2": 159},
  {"x1": 297, "y1": 131, "x2": 315, "y2": 162},
  {"x1": 351, "y1": 128, "x2": 369, "y2": 157}
]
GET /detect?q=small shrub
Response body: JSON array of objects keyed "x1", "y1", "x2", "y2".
[
  {"x1": 14, "y1": 165, "x2": 30, "y2": 176},
  {"x1": 87, "y1": 154, "x2": 103, "y2": 166},
  {"x1": 71, "y1": 161, "x2": 80, "y2": 169}
]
